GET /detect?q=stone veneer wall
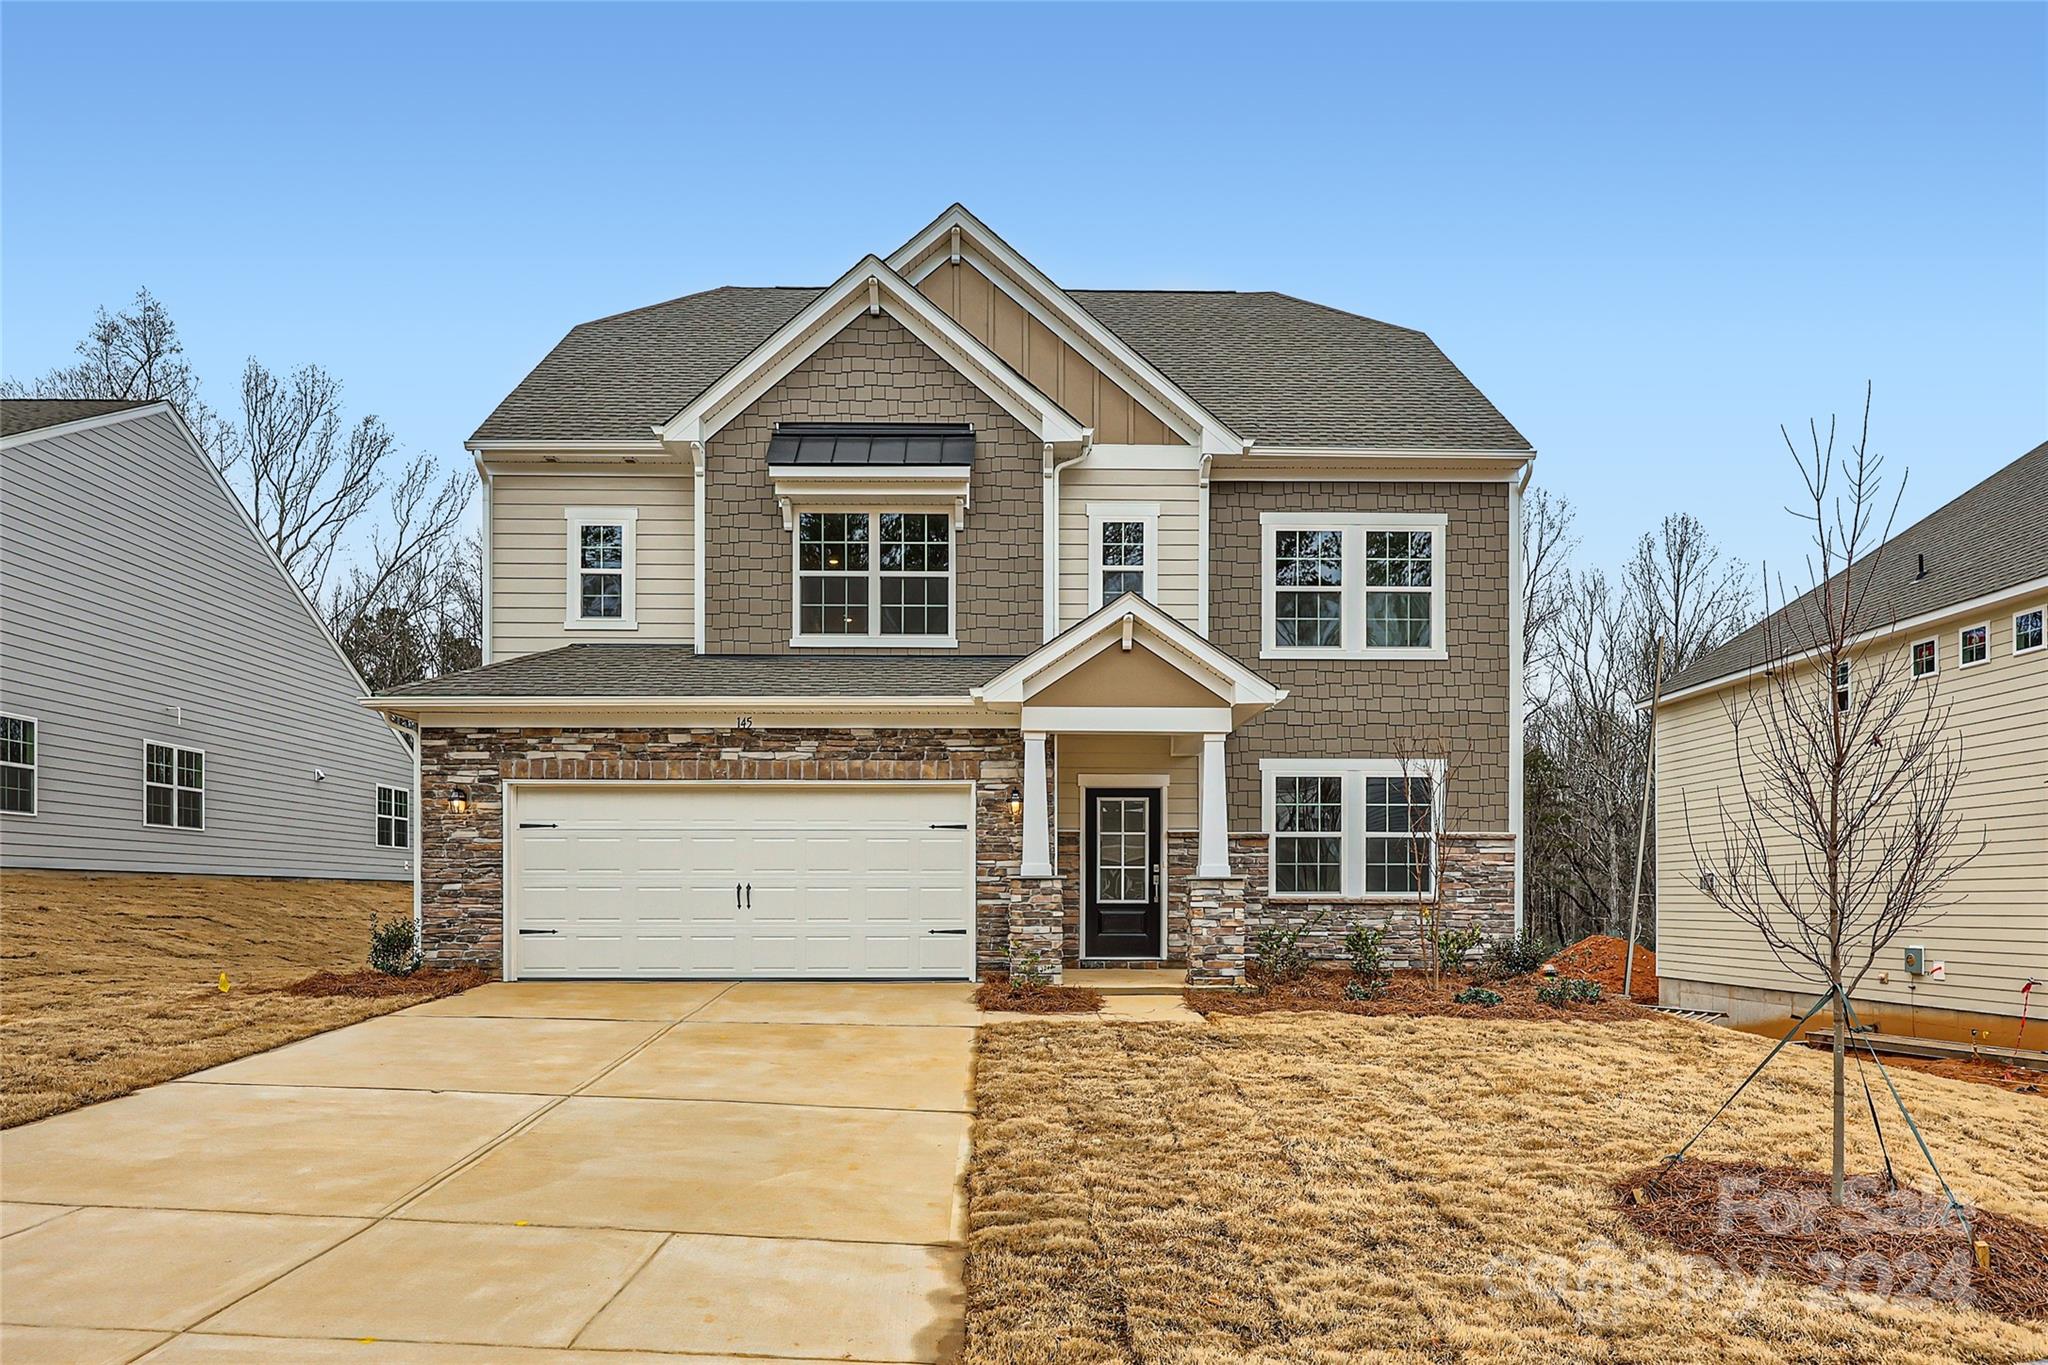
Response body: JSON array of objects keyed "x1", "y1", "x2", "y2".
[
  {"x1": 1231, "y1": 832, "x2": 1516, "y2": 967},
  {"x1": 416, "y1": 725, "x2": 1028, "y2": 975}
]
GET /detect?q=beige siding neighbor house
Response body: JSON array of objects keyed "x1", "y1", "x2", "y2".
[
  {"x1": 373, "y1": 206, "x2": 1534, "y2": 986},
  {"x1": 1654, "y1": 443, "x2": 2047, "y2": 1036}
]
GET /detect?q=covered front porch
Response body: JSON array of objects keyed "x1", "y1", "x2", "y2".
[{"x1": 974, "y1": 595, "x2": 1286, "y2": 985}]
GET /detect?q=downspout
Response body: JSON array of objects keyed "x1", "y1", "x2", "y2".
[
  {"x1": 1509, "y1": 462, "x2": 1533, "y2": 935},
  {"x1": 473, "y1": 454, "x2": 494, "y2": 664},
  {"x1": 1042, "y1": 432, "x2": 1093, "y2": 641},
  {"x1": 1196, "y1": 452, "x2": 1214, "y2": 635},
  {"x1": 690, "y1": 440, "x2": 707, "y2": 653}
]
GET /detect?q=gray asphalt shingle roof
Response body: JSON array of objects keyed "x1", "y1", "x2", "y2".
[
  {"x1": 1661, "y1": 441, "x2": 2048, "y2": 697},
  {"x1": 378, "y1": 645, "x2": 1024, "y2": 699},
  {"x1": 1, "y1": 398, "x2": 156, "y2": 438},
  {"x1": 469, "y1": 285, "x2": 1529, "y2": 452}
]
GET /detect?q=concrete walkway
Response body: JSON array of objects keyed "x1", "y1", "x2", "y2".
[{"x1": 0, "y1": 981, "x2": 986, "y2": 1365}]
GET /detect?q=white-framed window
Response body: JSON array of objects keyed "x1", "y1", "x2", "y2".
[
  {"x1": 144, "y1": 742, "x2": 204, "y2": 830},
  {"x1": 377, "y1": 784, "x2": 411, "y2": 849},
  {"x1": 0, "y1": 714, "x2": 35, "y2": 816},
  {"x1": 564, "y1": 507, "x2": 638, "y2": 629},
  {"x1": 1086, "y1": 502, "x2": 1158, "y2": 611},
  {"x1": 1259, "y1": 512, "x2": 1448, "y2": 659},
  {"x1": 1833, "y1": 660, "x2": 1852, "y2": 713},
  {"x1": 792, "y1": 509, "x2": 954, "y2": 645},
  {"x1": 1260, "y1": 758, "x2": 1444, "y2": 898},
  {"x1": 1911, "y1": 637, "x2": 1937, "y2": 680},
  {"x1": 2014, "y1": 607, "x2": 2044, "y2": 656},
  {"x1": 1960, "y1": 622, "x2": 1989, "y2": 668}
]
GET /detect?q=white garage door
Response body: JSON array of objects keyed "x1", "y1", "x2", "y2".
[{"x1": 508, "y1": 784, "x2": 975, "y2": 980}]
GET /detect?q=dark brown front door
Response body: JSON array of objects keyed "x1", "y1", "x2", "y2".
[{"x1": 1085, "y1": 788, "x2": 1162, "y2": 958}]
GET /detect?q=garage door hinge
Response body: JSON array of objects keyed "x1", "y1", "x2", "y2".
[
  {"x1": 519, "y1": 822, "x2": 558, "y2": 829},
  {"x1": 928, "y1": 822, "x2": 968, "y2": 830}
]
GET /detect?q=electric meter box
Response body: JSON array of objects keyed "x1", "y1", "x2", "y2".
[{"x1": 1904, "y1": 945, "x2": 1927, "y2": 975}]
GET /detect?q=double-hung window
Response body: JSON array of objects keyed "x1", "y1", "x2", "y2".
[
  {"x1": 1833, "y1": 660, "x2": 1852, "y2": 713},
  {"x1": 1960, "y1": 623, "x2": 1989, "y2": 667},
  {"x1": 564, "y1": 507, "x2": 638, "y2": 629},
  {"x1": 145, "y1": 742, "x2": 203, "y2": 830},
  {"x1": 2015, "y1": 608, "x2": 2044, "y2": 655},
  {"x1": 377, "y1": 784, "x2": 411, "y2": 849},
  {"x1": 1261, "y1": 513, "x2": 1447, "y2": 658},
  {"x1": 1086, "y1": 503, "x2": 1158, "y2": 611},
  {"x1": 0, "y1": 715, "x2": 34, "y2": 816},
  {"x1": 1911, "y1": 638, "x2": 1937, "y2": 679},
  {"x1": 795, "y1": 510, "x2": 953, "y2": 644},
  {"x1": 1262, "y1": 759, "x2": 1443, "y2": 898}
]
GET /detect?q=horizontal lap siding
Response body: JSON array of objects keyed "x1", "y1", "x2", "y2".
[
  {"x1": 0, "y1": 412, "x2": 414, "y2": 879},
  {"x1": 1058, "y1": 466, "x2": 1202, "y2": 630},
  {"x1": 1654, "y1": 609, "x2": 2048, "y2": 1018},
  {"x1": 1055, "y1": 734, "x2": 1199, "y2": 832},
  {"x1": 490, "y1": 469, "x2": 693, "y2": 661}
]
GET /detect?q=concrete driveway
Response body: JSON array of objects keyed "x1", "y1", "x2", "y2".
[{"x1": 0, "y1": 981, "x2": 977, "y2": 1364}]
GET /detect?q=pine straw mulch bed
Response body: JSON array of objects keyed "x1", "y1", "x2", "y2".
[
  {"x1": 966, "y1": 1010, "x2": 2048, "y2": 1363},
  {"x1": 1617, "y1": 1159, "x2": 2048, "y2": 1323},
  {"x1": 1185, "y1": 964, "x2": 1647, "y2": 1023},
  {"x1": 282, "y1": 966, "x2": 490, "y2": 999},
  {"x1": 975, "y1": 975, "x2": 1104, "y2": 1014}
]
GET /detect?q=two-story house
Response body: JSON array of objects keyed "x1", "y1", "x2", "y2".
[{"x1": 374, "y1": 207, "x2": 1532, "y2": 984}]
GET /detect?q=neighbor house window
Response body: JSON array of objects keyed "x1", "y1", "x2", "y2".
[
  {"x1": 377, "y1": 784, "x2": 410, "y2": 849},
  {"x1": 1263, "y1": 759, "x2": 1443, "y2": 898},
  {"x1": 1086, "y1": 503, "x2": 1159, "y2": 611},
  {"x1": 145, "y1": 742, "x2": 203, "y2": 830},
  {"x1": 795, "y1": 510, "x2": 952, "y2": 643},
  {"x1": 1834, "y1": 660, "x2": 1852, "y2": 713},
  {"x1": 1262, "y1": 513, "x2": 1447, "y2": 658},
  {"x1": 2015, "y1": 608, "x2": 2044, "y2": 655},
  {"x1": 1960, "y1": 623, "x2": 1989, "y2": 667},
  {"x1": 1911, "y1": 638, "x2": 1937, "y2": 679},
  {"x1": 0, "y1": 715, "x2": 34, "y2": 816},
  {"x1": 564, "y1": 507, "x2": 638, "y2": 629}
]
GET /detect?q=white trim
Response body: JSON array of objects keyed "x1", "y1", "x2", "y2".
[
  {"x1": 1086, "y1": 501, "x2": 1160, "y2": 613},
  {"x1": 0, "y1": 402, "x2": 177, "y2": 449},
  {"x1": 1021, "y1": 705, "x2": 1232, "y2": 735},
  {"x1": 370, "y1": 694, "x2": 988, "y2": 714},
  {"x1": 376, "y1": 781, "x2": 412, "y2": 850},
  {"x1": 690, "y1": 441, "x2": 707, "y2": 654},
  {"x1": 563, "y1": 506, "x2": 639, "y2": 630},
  {"x1": 1231, "y1": 446, "x2": 1535, "y2": 461},
  {"x1": 1196, "y1": 456, "x2": 1212, "y2": 636},
  {"x1": 1021, "y1": 733, "x2": 1053, "y2": 877},
  {"x1": 1508, "y1": 472, "x2": 1526, "y2": 935},
  {"x1": 1197, "y1": 733, "x2": 1230, "y2": 878},
  {"x1": 1077, "y1": 777, "x2": 1169, "y2": 961},
  {"x1": 1078, "y1": 444, "x2": 1197, "y2": 470},
  {"x1": 789, "y1": 507, "x2": 958, "y2": 649},
  {"x1": 1910, "y1": 635, "x2": 1939, "y2": 680},
  {"x1": 476, "y1": 456, "x2": 495, "y2": 663},
  {"x1": 2012, "y1": 605, "x2": 2045, "y2": 655},
  {"x1": 1259, "y1": 757, "x2": 1444, "y2": 900},
  {"x1": 1959, "y1": 621, "x2": 1991, "y2": 668},
  {"x1": 1258, "y1": 511, "x2": 1449, "y2": 661},
  {"x1": 466, "y1": 439, "x2": 667, "y2": 454},
  {"x1": 978, "y1": 592, "x2": 1285, "y2": 707},
  {"x1": 142, "y1": 739, "x2": 206, "y2": 832},
  {"x1": 0, "y1": 712, "x2": 37, "y2": 818}
]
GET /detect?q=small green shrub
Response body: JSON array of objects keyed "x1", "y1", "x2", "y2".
[
  {"x1": 1248, "y1": 924, "x2": 1316, "y2": 989},
  {"x1": 367, "y1": 913, "x2": 420, "y2": 977},
  {"x1": 1436, "y1": 925, "x2": 1489, "y2": 976},
  {"x1": 1481, "y1": 932, "x2": 1557, "y2": 981},
  {"x1": 1009, "y1": 950, "x2": 1053, "y2": 988},
  {"x1": 1536, "y1": 977, "x2": 1605, "y2": 1008},
  {"x1": 1344, "y1": 924, "x2": 1392, "y2": 998},
  {"x1": 1453, "y1": 985, "x2": 1504, "y2": 1008}
]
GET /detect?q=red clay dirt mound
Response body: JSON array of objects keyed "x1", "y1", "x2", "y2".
[{"x1": 1552, "y1": 934, "x2": 1659, "y2": 1003}]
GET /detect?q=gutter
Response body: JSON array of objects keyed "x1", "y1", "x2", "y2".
[{"x1": 1042, "y1": 433, "x2": 1094, "y2": 641}]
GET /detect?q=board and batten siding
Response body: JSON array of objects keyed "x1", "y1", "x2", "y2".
[
  {"x1": 1057, "y1": 464, "x2": 1203, "y2": 631},
  {"x1": 488, "y1": 466, "x2": 694, "y2": 661},
  {"x1": 1654, "y1": 598, "x2": 2048, "y2": 1020},
  {"x1": 0, "y1": 409, "x2": 414, "y2": 879}
]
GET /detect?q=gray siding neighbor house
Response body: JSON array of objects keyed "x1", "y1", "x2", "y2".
[{"x1": 1, "y1": 399, "x2": 414, "y2": 880}]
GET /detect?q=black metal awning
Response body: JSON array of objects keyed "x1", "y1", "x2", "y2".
[{"x1": 766, "y1": 422, "x2": 975, "y2": 468}]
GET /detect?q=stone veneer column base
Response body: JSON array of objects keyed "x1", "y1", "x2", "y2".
[
  {"x1": 1185, "y1": 876, "x2": 1247, "y2": 985},
  {"x1": 1007, "y1": 878, "x2": 1066, "y2": 984}
]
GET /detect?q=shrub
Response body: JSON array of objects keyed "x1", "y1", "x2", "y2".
[
  {"x1": 1454, "y1": 985, "x2": 1504, "y2": 1008},
  {"x1": 367, "y1": 913, "x2": 421, "y2": 977},
  {"x1": 1344, "y1": 924, "x2": 1392, "y2": 998},
  {"x1": 1536, "y1": 976, "x2": 1605, "y2": 1008},
  {"x1": 1437, "y1": 925, "x2": 1489, "y2": 976},
  {"x1": 1481, "y1": 931, "x2": 1557, "y2": 981},
  {"x1": 1248, "y1": 924, "x2": 1316, "y2": 989},
  {"x1": 1009, "y1": 950, "x2": 1053, "y2": 988}
]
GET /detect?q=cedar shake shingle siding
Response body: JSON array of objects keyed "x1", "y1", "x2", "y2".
[
  {"x1": 1209, "y1": 479, "x2": 1513, "y2": 831},
  {"x1": 702, "y1": 312, "x2": 1043, "y2": 654}
]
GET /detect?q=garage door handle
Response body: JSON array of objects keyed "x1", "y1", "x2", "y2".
[
  {"x1": 928, "y1": 928, "x2": 968, "y2": 936},
  {"x1": 929, "y1": 823, "x2": 968, "y2": 830},
  {"x1": 519, "y1": 822, "x2": 558, "y2": 830},
  {"x1": 519, "y1": 928, "x2": 558, "y2": 936},
  {"x1": 745, "y1": 883, "x2": 752, "y2": 908}
]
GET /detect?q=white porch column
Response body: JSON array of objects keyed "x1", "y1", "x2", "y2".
[
  {"x1": 1021, "y1": 731, "x2": 1054, "y2": 877},
  {"x1": 1197, "y1": 732, "x2": 1231, "y2": 878}
]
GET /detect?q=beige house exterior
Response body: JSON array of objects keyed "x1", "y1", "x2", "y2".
[{"x1": 1654, "y1": 444, "x2": 2047, "y2": 1036}]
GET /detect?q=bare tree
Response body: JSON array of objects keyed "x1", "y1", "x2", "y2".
[
  {"x1": 1519, "y1": 485, "x2": 1578, "y2": 716},
  {"x1": 1686, "y1": 392, "x2": 1980, "y2": 1204}
]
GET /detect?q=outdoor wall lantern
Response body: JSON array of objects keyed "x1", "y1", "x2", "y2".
[
  {"x1": 1008, "y1": 786, "x2": 1022, "y2": 819},
  {"x1": 450, "y1": 787, "x2": 470, "y2": 815}
]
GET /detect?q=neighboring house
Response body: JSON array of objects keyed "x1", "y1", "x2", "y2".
[
  {"x1": 373, "y1": 206, "x2": 1533, "y2": 983},
  {"x1": 1654, "y1": 443, "x2": 2047, "y2": 1033},
  {"x1": 0, "y1": 399, "x2": 415, "y2": 881}
]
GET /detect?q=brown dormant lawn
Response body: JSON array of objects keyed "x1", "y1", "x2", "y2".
[
  {"x1": 1, "y1": 869, "x2": 475, "y2": 1127},
  {"x1": 965, "y1": 1011, "x2": 2048, "y2": 1364}
]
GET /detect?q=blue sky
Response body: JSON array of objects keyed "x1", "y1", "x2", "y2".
[{"x1": 4, "y1": 2, "x2": 2042, "y2": 578}]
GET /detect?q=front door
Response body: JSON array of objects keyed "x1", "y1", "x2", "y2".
[{"x1": 1084, "y1": 788, "x2": 1162, "y2": 958}]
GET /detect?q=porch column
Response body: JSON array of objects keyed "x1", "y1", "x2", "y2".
[
  {"x1": 1021, "y1": 730, "x2": 1054, "y2": 877},
  {"x1": 1198, "y1": 732, "x2": 1231, "y2": 878}
]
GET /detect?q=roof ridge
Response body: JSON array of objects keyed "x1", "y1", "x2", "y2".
[
  {"x1": 576, "y1": 284, "x2": 824, "y2": 329},
  {"x1": 1256, "y1": 290, "x2": 1424, "y2": 337}
]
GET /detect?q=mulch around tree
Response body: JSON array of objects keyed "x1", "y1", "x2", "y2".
[
  {"x1": 1185, "y1": 964, "x2": 1647, "y2": 1022},
  {"x1": 1551, "y1": 933, "x2": 1660, "y2": 1003},
  {"x1": 282, "y1": 966, "x2": 490, "y2": 999},
  {"x1": 1617, "y1": 1159, "x2": 2048, "y2": 1323},
  {"x1": 974, "y1": 976, "x2": 1104, "y2": 1014}
]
